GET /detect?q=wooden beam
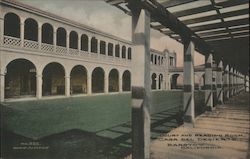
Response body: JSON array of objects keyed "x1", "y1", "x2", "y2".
[
  {"x1": 198, "y1": 26, "x2": 249, "y2": 37},
  {"x1": 182, "y1": 8, "x2": 249, "y2": 25},
  {"x1": 160, "y1": 0, "x2": 198, "y2": 8},
  {"x1": 204, "y1": 31, "x2": 249, "y2": 41},
  {"x1": 190, "y1": 18, "x2": 249, "y2": 32},
  {"x1": 173, "y1": 0, "x2": 249, "y2": 17}
]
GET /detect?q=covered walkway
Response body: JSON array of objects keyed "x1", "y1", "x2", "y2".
[{"x1": 151, "y1": 92, "x2": 250, "y2": 159}]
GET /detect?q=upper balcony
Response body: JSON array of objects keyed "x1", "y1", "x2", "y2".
[{"x1": 0, "y1": 3, "x2": 132, "y2": 67}]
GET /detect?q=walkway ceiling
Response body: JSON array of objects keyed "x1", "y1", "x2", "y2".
[{"x1": 105, "y1": 0, "x2": 249, "y2": 75}]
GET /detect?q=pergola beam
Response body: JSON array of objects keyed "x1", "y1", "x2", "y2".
[
  {"x1": 127, "y1": 0, "x2": 212, "y2": 55},
  {"x1": 190, "y1": 18, "x2": 249, "y2": 32},
  {"x1": 198, "y1": 26, "x2": 249, "y2": 37},
  {"x1": 182, "y1": 8, "x2": 249, "y2": 25},
  {"x1": 173, "y1": 0, "x2": 249, "y2": 17},
  {"x1": 203, "y1": 31, "x2": 249, "y2": 41},
  {"x1": 160, "y1": 0, "x2": 198, "y2": 8}
]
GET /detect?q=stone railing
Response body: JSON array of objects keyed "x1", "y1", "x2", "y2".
[
  {"x1": 3, "y1": 35, "x2": 21, "y2": 47},
  {"x1": 2, "y1": 35, "x2": 131, "y2": 65}
]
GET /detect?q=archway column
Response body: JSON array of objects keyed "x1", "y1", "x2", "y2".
[
  {"x1": 183, "y1": 39, "x2": 195, "y2": 126},
  {"x1": 65, "y1": 76, "x2": 70, "y2": 97},
  {"x1": 36, "y1": 74, "x2": 42, "y2": 99},
  {"x1": 78, "y1": 34, "x2": 81, "y2": 52},
  {"x1": 204, "y1": 54, "x2": 213, "y2": 111},
  {"x1": 20, "y1": 18, "x2": 25, "y2": 47},
  {"x1": 223, "y1": 65, "x2": 230, "y2": 100},
  {"x1": 233, "y1": 69, "x2": 237, "y2": 95},
  {"x1": 216, "y1": 60, "x2": 223, "y2": 104},
  {"x1": 105, "y1": 72, "x2": 108, "y2": 94},
  {"x1": 53, "y1": 29, "x2": 56, "y2": 52},
  {"x1": 0, "y1": 15, "x2": 3, "y2": 45},
  {"x1": 38, "y1": 23, "x2": 42, "y2": 50},
  {"x1": 229, "y1": 67, "x2": 234, "y2": 97},
  {"x1": 87, "y1": 75, "x2": 92, "y2": 95},
  {"x1": 96, "y1": 39, "x2": 99, "y2": 55},
  {"x1": 155, "y1": 76, "x2": 159, "y2": 90},
  {"x1": 119, "y1": 77, "x2": 122, "y2": 93},
  {"x1": 66, "y1": 31, "x2": 69, "y2": 53},
  {"x1": 245, "y1": 75, "x2": 249, "y2": 92},
  {"x1": 88, "y1": 37, "x2": 91, "y2": 53},
  {"x1": 0, "y1": 73, "x2": 5, "y2": 102}
]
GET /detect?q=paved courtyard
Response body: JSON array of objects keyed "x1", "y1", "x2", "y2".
[{"x1": 151, "y1": 92, "x2": 250, "y2": 159}]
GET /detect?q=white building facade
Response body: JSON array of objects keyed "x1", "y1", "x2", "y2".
[{"x1": 0, "y1": 0, "x2": 176, "y2": 102}]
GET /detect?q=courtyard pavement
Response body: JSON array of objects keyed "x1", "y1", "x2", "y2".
[{"x1": 150, "y1": 92, "x2": 250, "y2": 159}]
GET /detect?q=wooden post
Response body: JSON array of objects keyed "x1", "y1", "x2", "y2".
[{"x1": 131, "y1": 6, "x2": 151, "y2": 159}]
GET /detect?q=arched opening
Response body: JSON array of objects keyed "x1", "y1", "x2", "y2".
[
  {"x1": 4, "y1": 12, "x2": 20, "y2": 38},
  {"x1": 56, "y1": 27, "x2": 66, "y2": 47},
  {"x1": 100, "y1": 41, "x2": 106, "y2": 55},
  {"x1": 91, "y1": 37, "x2": 98, "y2": 53},
  {"x1": 171, "y1": 74, "x2": 183, "y2": 89},
  {"x1": 115, "y1": 44, "x2": 120, "y2": 57},
  {"x1": 158, "y1": 56, "x2": 161, "y2": 65},
  {"x1": 92, "y1": 67, "x2": 104, "y2": 93},
  {"x1": 24, "y1": 18, "x2": 38, "y2": 41},
  {"x1": 128, "y1": 47, "x2": 132, "y2": 60},
  {"x1": 122, "y1": 46, "x2": 126, "y2": 59},
  {"x1": 42, "y1": 62, "x2": 65, "y2": 96},
  {"x1": 151, "y1": 54, "x2": 154, "y2": 64},
  {"x1": 159, "y1": 74, "x2": 163, "y2": 89},
  {"x1": 69, "y1": 31, "x2": 78, "y2": 49},
  {"x1": 81, "y1": 34, "x2": 88, "y2": 51},
  {"x1": 122, "y1": 70, "x2": 131, "y2": 91},
  {"x1": 109, "y1": 69, "x2": 119, "y2": 92},
  {"x1": 154, "y1": 55, "x2": 157, "y2": 65},
  {"x1": 151, "y1": 73, "x2": 157, "y2": 90},
  {"x1": 5, "y1": 59, "x2": 36, "y2": 99},
  {"x1": 108, "y1": 43, "x2": 113, "y2": 56},
  {"x1": 161, "y1": 57, "x2": 164, "y2": 65},
  {"x1": 42, "y1": 23, "x2": 53, "y2": 44},
  {"x1": 70, "y1": 65, "x2": 87, "y2": 94}
]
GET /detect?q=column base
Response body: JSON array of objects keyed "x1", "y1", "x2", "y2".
[
  {"x1": 183, "y1": 115, "x2": 193, "y2": 123},
  {"x1": 205, "y1": 106, "x2": 213, "y2": 111}
]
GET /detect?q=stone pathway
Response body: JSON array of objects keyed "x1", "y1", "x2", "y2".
[{"x1": 151, "y1": 93, "x2": 250, "y2": 159}]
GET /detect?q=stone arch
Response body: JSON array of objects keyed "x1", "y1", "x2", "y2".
[
  {"x1": 70, "y1": 65, "x2": 87, "y2": 94},
  {"x1": 42, "y1": 62, "x2": 65, "y2": 96},
  {"x1": 69, "y1": 31, "x2": 78, "y2": 49},
  {"x1": 170, "y1": 73, "x2": 183, "y2": 89},
  {"x1": 5, "y1": 59, "x2": 36, "y2": 99},
  {"x1": 4, "y1": 12, "x2": 20, "y2": 38},
  {"x1": 91, "y1": 37, "x2": 98, "y2": 53},
  {"x1": 151, "y1": 73, "x2": 157, "y2": 90},
  {"x1": 109, "y1": 69, "x2": 119, "y2": 92},
  {"x1": 122, "y1": 70, "x2": 131, "y2": 91},
  {"x1": 24, "y1": 18, "x2": 38, "y2": 41},
  {"x1": 56, "y1": 27, "x2": 66, "y2": 47},
  {"x1": 42, "y1": 23, "x2": 53, "y2": 44},
  {"x1": 92, "y1": 67, "x2": 104, "y2": 93},
  {"x1": 81, "y1": 34, "x2": 88, "y2": 51}
]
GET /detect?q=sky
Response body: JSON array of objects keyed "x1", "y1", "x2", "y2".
[{"x1": 18, "y1": 0, "x2": 204, "y2": 67}]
